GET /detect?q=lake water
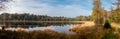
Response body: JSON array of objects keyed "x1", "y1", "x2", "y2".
[
  {"x1": 28, "y1": 24, "x2": 73, "y2": 33},
  {"x1": 4, "y1": 23, "x2": 78, "y2": 33}
]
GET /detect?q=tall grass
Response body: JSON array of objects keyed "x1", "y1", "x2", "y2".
[{"x1": 0, "y1": 27, "x2": 119, "y2": 39}]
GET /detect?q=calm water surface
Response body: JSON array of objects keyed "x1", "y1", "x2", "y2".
[
  {"x1": 5, "y1": 23, "x2": 78, "y2": 33},
  {"x1": 28, "y1": 24, "x2": 73, "y2": 33}
]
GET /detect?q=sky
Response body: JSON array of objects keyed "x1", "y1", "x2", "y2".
[{"x1": 0, "y1": 0, "x2": 117, "y2": 17}]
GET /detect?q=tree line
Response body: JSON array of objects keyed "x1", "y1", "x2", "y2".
[{"x1": 0, "y1": 13, "x2": 90, "y2": 21}]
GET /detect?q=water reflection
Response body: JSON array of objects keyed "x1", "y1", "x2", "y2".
[
  {"x1": 2, "y1": 22, "x2": 80, "y2": 33},
  {"x1": 4, "y1": 22, "x2": 80, "y2": 28}
]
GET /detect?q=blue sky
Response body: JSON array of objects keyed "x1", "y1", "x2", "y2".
[{"x1": 3, "y1": 0, "x2": 117, "y2": 17}]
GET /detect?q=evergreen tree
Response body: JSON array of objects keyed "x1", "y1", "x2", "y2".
[{"x1": 104, "y1": 20, "x2": 111, "y2": 29}]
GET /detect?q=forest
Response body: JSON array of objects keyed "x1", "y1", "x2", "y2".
[{"x1": 0, "y1": 13, "x2": 90, "y2": 21}]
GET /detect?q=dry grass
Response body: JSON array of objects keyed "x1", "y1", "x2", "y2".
[
  {"x1": 0, "y1": 29, "x2": 82, "y2": 39},
  {"x1": 0, "y1": 27, "x2": 119, "y2": 39},
  {"x1": 69, "y1": 21, "x2": 120, "y2": 39},
  {"x1": 69, "y1": 21, "x2": 95, "y2": 31},
  {"x1": 0, "y1": 21, "x2": 119, "y2": 39}
]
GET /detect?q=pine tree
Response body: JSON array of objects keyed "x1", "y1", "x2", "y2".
[{"x1": 104, "y1": 20, "x2": 111, "y2": 29}]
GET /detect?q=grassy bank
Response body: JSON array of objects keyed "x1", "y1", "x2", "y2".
[
  {"x1": 0, "y1": 30, "x2": 78, "y2": 39},
  {"x1": 0, "y1": 27, "x2": 119, "y2": 39},
  {"x1": 0, "y1": 21, "x2": 119, "y2": 39}
]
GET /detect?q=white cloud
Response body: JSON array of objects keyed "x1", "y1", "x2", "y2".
[{"x1": 2, "y1": 0, "x2": 92, "y2": 17}]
